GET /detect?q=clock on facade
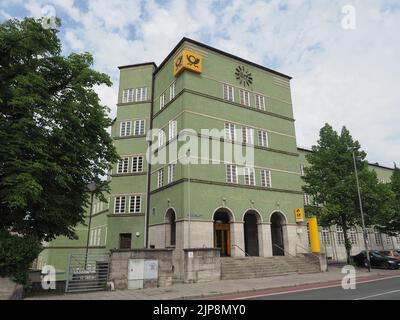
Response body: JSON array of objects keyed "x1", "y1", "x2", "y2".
[{"x1": 235, "y1": 65, "x2": 253, "y2": 87}]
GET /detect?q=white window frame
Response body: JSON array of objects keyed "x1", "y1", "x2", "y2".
[
  {"x1": 261, "y1": 170, "x2": 272, "y2": 188},
  {"x1": 224, "y1": 122, "x2": 236, "y2": 141},
  {"x1": 120, "y1": 121, "x2": 132, "y2": 137},
  {"x1": 258, "y1": 130, "x2": 269, "y2": 148},
  {"x1": 242, "y1": 127, "x2": 254, "y2": 145},
  {"x1": 158, "y1": 130, "x2": 165, "y2": 147},
  {"x1": 122, "y1": 88, "x2": 134, "y2": 104},
  {"x1": 158, "y1": 169, "x2": 164, "y2": 188},
  {"x1": 244, "y1": 167, "x2": 255, "y2": 186},
  {"x1": 169, "y1": 120, "x2": 177, "y2": 141},
  {"x1": 255, "y1": 94, "x2": 266, "y2": 111},
  {"x1": 239, "y1": 89, "x2": 251, "y2": 107},
  {"x1": 129, "y1": 195, "x2": 141, "y2": 214},
  {"x1": 374, "y1": 228, "x2": 382, "y2": 245},
  {"x1": 321, "y1": 227, "x2": 331, "y2": 245},
  {"x1": 160, "y1": 92, "x2": 166, "y2": 110},
  {"x1": 170, "y1": 81, "x2": 176, "y2": 100},
  {"x1": 168, "y1": 164, "x2": 175, "y2": 184},
  {"x1": 136, "y1": 87, "x2": 147, "y2": 102},
  {"x1": 226, "y1": 164, "x2": 238, "y2": 184},
  {"x1": 300, "y1": 164, "x2": 306, "y2": 176},
  {"x1": 223, "y1": 84, "x2": 234, "y2": 102},
  {"x1": 117, "y1": 157, "x2": 129, "y2": 174},
  {"x1": 114, "y1": 196, "x2": 126, "y2": 214},
  {"x1": 336, "y1": 226, "x2": 345, "y2": 245},
  {"x1": 349, "y1": 227, "x2": 358, "y2": 245},
  {"x1": 133, "y1": 119, "x2": 145, "y2": 136},
  {"x1": 132, "y1": 156, "x2": 144, "y2": 173}
]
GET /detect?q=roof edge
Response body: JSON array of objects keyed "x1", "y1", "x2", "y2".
[{"x1": 118, "y1": 62, "x2": 157, "y2": 70}]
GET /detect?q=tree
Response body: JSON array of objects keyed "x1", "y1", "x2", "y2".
[
  {"x1": 302, "y1": 124, "x2": 395, "y2": 263},
  {"x1": 0, "y1": 18, "x2": 119, "y2": 282},
  {"x1": 380, "y1": 165, "x2": 400, "y2": 234}
]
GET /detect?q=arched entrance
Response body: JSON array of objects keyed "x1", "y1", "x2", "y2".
[
  {"x1": 270, "y1": 212, "x2": 286, "y2": 256},
  {"x1": 213, "y1": 209, "x2": 233, "y2": 257},
  {"x1": 243, "y1": 210, "x2": 261, "y2": 256},
  {"x1": 165, "y1": 209, "x2": 176, "y2": 247}
]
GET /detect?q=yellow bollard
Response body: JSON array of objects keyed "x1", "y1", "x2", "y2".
[{"x1": 308, "y1": 217, "x2": 321, "y2": 253}]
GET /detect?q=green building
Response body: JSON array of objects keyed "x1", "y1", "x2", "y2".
[{"x1": 38, "y1": 38, "x2": 397, "y2": 280}]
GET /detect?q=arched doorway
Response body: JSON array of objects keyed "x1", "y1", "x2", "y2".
[
  {"x1": 270, "y1": 212, "x2": 286, "y2": 256},
  {"x1": 243, "y1": 211, "x2": 261, "y2": 256},
  {"x1": 165, "y1": 209, "x2": 176, "y2": 247},
  {"x1": 213, "y1": 209, "x2": 233, "y2": 257}
]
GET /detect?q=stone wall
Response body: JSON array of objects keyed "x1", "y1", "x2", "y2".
[
  {"x1": 183, "y1": 248, "x2": 221, "y2": 283},
  {"x1": 109, "y1": 249, "x2": 173, "y2": 290}
]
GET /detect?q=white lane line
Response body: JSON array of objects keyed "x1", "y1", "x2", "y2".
[
  {"x1": 354, "y1": 289, "x2": 400, "y2": 300},
  {"x1": 229, "y1": 275, "x2": 400, "y2": 300}
]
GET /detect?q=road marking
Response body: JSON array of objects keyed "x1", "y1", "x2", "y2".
[
  {"x1": 354, "y1": 289, "x2": 400, "y2": 300},
  {"x1": 221, "y1": 275, "x2": 400, "y2": 300}
]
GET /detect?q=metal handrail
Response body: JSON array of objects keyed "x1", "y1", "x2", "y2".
[
  {"x1": 231, "y1": 244, "x2": 250, "y2": 257},
  {"x1": 272, "y1": 244, "x2": 297, "y2": 258},
  {"x1": 296, "y1": 244, "x2": 322, "y2": 260}
]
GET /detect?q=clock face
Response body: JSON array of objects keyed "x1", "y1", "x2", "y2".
[{"x1": 235, "y1": 65, "x2": 253, "y2": 87}]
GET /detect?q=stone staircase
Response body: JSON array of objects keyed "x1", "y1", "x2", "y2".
[{"x1": 221, "y1": 255, "x2": 321, "y2": 280}]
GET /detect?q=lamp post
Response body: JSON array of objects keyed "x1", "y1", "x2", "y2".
[
  {"x1": 84, "y1": 182, "x2": 97, "y2": 270},
  {"x1": 186, "y1": 148, "x2": 191, "y2": 249},
  {"x1": 352, "y1": 150, "x2": 371, "y2": 272}
]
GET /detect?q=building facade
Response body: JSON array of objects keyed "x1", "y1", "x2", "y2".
[{"x1": 37, "y1": 38, "x2": 398, "y2": 280}]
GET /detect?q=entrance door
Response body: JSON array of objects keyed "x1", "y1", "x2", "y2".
[
  {"x1": 271, "y1": 213, "x2": 285, "y2": 256},
  {"x1": 244, "y1": 213, "x2": 259, "y2": 256},
  {"x1": 215, "y1": 223, "x2": 231, "y2": 257}
]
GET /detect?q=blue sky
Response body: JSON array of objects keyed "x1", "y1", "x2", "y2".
[{"x1": 1, "y1": 0, "x2": 399, "y2": 167}]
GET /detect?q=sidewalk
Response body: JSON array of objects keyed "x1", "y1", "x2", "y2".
[{"x1": 26, "y1": 267, "x2": 400, "y2": 300}]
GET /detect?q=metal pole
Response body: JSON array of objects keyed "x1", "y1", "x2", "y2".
[
  {"x1": 352, "y1": 150, "x2": 371, "y2": 272},
  {"x1": 84, "y1": 191, "x2": 94, "y2": 270},
  {"x1": 187, "y1": 149, "x2": 191, "y2": 249}
]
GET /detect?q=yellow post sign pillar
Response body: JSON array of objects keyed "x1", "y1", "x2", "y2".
[{"x1": 308, "y1": 217, "x2": 321, "y2": 253}]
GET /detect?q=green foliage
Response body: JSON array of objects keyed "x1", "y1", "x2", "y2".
[
  {"x1": 302, "y1": 124, "x2": 395, "y2": 262},
  {"x1": 0, "y1": 18, "x2": 119, "y2": 281},
  {"x1": 0, "y1": 231, "x2": 43, "y2": 284},
  {"x1": 383, "y1": 166, "x2": 400, "y2": 234}
]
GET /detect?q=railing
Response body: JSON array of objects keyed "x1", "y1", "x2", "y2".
[
  {"x1": 272, "y1": 244, "x2": 297, "y2": 258},
  {"x1": 296, "y1": 244, "x2": 327, "y2": 272},
  {"x1": 65, "y1": 253, "x2": 110, "y2": 293},
  {"x1": 231, "y1": 244, "x2": 250, "y2": 257}
]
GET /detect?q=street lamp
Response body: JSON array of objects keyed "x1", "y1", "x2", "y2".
[
  {"x1": 351, "y1": 150, "x2": 371, "y2": 272},
  {"x1": 84, "y1": 182, "x2": 97, "y2": 270}
]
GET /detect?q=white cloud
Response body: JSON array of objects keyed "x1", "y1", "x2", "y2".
[{"x1": 5, "y1": 0, "x2": 400, "y2": 167}]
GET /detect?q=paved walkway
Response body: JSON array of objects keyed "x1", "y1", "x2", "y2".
[{"x1": 27, "y1": 267, "x2": 400, "y2": 300}]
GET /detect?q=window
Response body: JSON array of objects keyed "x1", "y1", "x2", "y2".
[
  {"x1": 255, "y1": 94, "x2": 266, "y2": 111},
  {"x1": 90, "y1": 229, "x2": 101, "y2": 246},
  {"x1": 365, "y1": 228, "x2": 372, "y2": 243},
  {"x1": 258, "y1": 130, "x2": 268, "y2": 147},
  {"x1": 122, "y1": 89, "x2": 134, "y2": 103},
  {"x1": 397, "y1": 234, "x2": 400, "y2": 244},
  {"x1": 350, "y1": 227, "x2": 358, "y2": 245},
  {"x1": 158, "y1": 169, "x2": 164, "y2": 188},
  {"x1": 133, "y1": 120, "x2": 145, "y2": 136},
  {"x1": 244, "y1": 167, "x2": 255, "y2": 186},
  {"x1": 119, "y1": 233, "x2": 132, "y2": 249},
  {"x1": 117, "y1": 157, "x2": 129, "y2": 174},
  {"x1": 170, "y1": 213, "x2": 176, "y2": 246},
  {"x1": 303, "y1": 193, "x2": 312, "y2": 206},
  {"x1": 242, "y1": 127, "x2": 254, "y2": 145},
  {"x1": 120, "y1": 121, "x2": 132, "y2": 137},
  {"x1": 374, "y1": 227, "x2": 382, "y2": 245},
  {"x1": 114, "y1": 196, "x2": 126, "y2": 214},
  {"x1": 136, "y1": 87, "x2": 147, "y2": 102},
  {"x1": 321, "y1": 227, "x2": 331, "y2": 245},
  {"x1": 168, "y1": 164, "x2": 175, "y2": 184},
  {"x1": 384, "y1": 234, "x2": 392, "y2": 245},
  {"x1": 224, "y1": 122, "x2": 236, "y2": 141},
  {"x1": 169, "y1": 120, "x2": 177, "y2": 141},
  {"x1": 223, "y1": 84, "x2": 234, "y2": 102},
  {"x1": 336, "y1": 226, "x2": 345, "y2": 245},
  {"x1": 261, "y1": 170, "x2": 272, "y2": 188},
  {"x1": 129, "y1": 195, "x2": 141, "y2": 213},
  {"x1": 132, "y1": 156, "x2": 143, "y2": 173},
  {"x1": 158, "y1": 130, "x2": 165, "y2": 147},
  {"x1": 300, "y1": 164, "x2": 306, "y2": 176},
  {"x1": 160, "y1": 92, "x2": 166, "y2": 109},
  {"x1": 226, "y1": 164, "x2": 238, "y2": 183},
  {"x1": 239, "y1": 89, "x2": 250, "y2": 106},
  {"x1": 170, "y1": 81, "x2": 176, "y2": 100}
]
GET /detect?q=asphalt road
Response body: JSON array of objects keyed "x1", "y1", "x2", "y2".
[{"x1": 246, "y1": 277, "x2": 400, "y2": 300}]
